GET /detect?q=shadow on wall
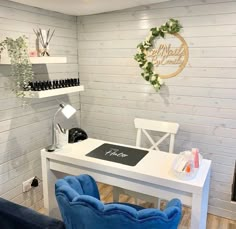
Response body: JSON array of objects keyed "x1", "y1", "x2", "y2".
[
  {"x1": 159, "y1": 84, "x2": 170, "y2": 106},
  {"x1": 0, "y1": 63, "x2": 80, "y2": 209}
]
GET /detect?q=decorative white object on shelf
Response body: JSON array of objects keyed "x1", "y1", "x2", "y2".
[
  {"x1": 23, "y1": 86, "x2": 84, "y2": 98},
  {"x1": 33, "y1": 28, "x2": 55, "y2": 56},
  {"x1": 0, "y1": 56, "x2": 67, "y2": 64}
]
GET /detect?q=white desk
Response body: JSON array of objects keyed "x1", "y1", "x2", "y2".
[{"x1": 41, "y1": 138, "x2": 211, "y2": 229}]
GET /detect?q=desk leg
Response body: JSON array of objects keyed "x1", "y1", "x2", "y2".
[
  {"x1": 41, "y1": 155, "x2": 60, "y2": 219},
  {"x1": 190, "y1": 171, "x2": 211, "y2": 229}
]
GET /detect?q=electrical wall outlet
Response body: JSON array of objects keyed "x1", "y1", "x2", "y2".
[{"x1": 22, "y1": 177, "x2": 35, "y2": 192}]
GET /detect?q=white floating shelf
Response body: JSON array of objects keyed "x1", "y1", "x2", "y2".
[
  {"x1": 30, "y1": 57, "x2": 67, "y2": 64},
  {"x1": 23, "y1": 86, "x2": 84, "y2": 98},
  {"x1": 0, "y1": 56, "x2": 67, "y2": 64}
]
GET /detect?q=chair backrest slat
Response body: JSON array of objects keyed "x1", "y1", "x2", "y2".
[
  {"x1": 134, "y1": 118, "x2": 179, "y2": 153},
  {"x1": 142, "y1": 129, "x2": 160, "y2": 151},
  {"x1": 149, "y1": 133, "x2": 170, "y2": 150},
  {"x1": 134, "y1": 118, "x2": 179, "y2": 134}
]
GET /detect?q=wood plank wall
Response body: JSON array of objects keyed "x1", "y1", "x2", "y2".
[
  {"x1": 77, "y1": 0, "x2": 236, "y2": 219},
  {"x1": 0, "y1": 0, "x2": 79, "y2": 210}
]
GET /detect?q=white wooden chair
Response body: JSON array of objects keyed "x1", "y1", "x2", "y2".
[{"x1": 113, "y1": 118, "x2": 179, "y2": 208}]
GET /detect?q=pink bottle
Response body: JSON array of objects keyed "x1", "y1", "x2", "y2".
[{"x1": 192, "y1": 148, "x2": 199, "y2": 168}]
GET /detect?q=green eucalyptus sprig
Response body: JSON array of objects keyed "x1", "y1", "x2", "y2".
[
  {"x1": 0, "y1": 36, "x2": 33, "y2": 97},
  {"x1": 134, "y1": 18, "x2": 182, "y2": 91}
]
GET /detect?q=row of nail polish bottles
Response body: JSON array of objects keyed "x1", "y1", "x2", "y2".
[{"x1": 27, "y1": 78, "x2": 80, "y2": 91}]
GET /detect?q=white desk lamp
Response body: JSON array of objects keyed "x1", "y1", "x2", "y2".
[{"x1": 46, "y1": 103, "x2": 76, "y2": 152}]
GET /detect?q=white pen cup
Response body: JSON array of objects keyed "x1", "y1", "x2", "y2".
[{"x1": 56, "y1": 129, "x2": 68, "y2": 149}]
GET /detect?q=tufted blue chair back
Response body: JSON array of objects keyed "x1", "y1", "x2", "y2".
[{"x1": 55, "y1": 174, "x2": 182, "y2": 229}]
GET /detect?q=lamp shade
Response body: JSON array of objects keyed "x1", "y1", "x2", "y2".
[{"x1": 61, "y1": 104, "x2": 76, "y2": 119}]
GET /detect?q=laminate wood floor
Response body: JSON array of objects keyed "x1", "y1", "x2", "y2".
[
  {"x1": 97, "y1": 183, "x2": 236, "y2": 229},
  {"x1": 39, "y1": 183, "x2": 236, "y2": 229}
]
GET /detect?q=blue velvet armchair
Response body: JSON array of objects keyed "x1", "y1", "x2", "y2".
[
  {"x1": 55, "y1": 174, "x2": 182, "y2": 229},
  {"x1": 0, "y1": 197, "x2": 64, "y2": 229}
]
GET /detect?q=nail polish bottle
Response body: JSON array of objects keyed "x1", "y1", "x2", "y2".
[
  {"x1": 45, "y1": 81, "x2": 49, "y2": 90},
  {"x1": 31, "y1": 82, "x2": 35, "y2": 91},
  {"x1": 56, "y1": 80, "x2": 59, "y2": 88},
  {"x1": 33, "y1": 81, "x2": 37, "y2": 91},
  {"x1": 58, "y1": 80, "x2": 62, "y2": 88},
  {"x1": 49, "y1": 81, "x2": 52, "y2": 89},
  {"x1": 52, "y1": 80, "x2": 55, "y2": 89},
  {"x1": 192, "y1": 148, "x2": 199, "y2": 168},
  {"x1": 68, "y1": 79, "x2": 72, "y2": 87},
  {"x1": 28, "y1": 82, "x2": 33, "y2": 91},
  {"x1": 61, "y1": 80, "x2": 64, "y2": 88},
  {"x1": 41, "y1": 81, "x2": 45, "y2": 91},
  {"x1": 74, "y1": 78, "x2": 78, "y2": 86},
  {"x1": 35, "y1": 81, "x2": 40, "y2": 91}
]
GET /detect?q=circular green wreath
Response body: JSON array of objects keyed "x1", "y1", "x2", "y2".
[{"x1": 134, "y1": 18, "x2": 182, "y2": 91}]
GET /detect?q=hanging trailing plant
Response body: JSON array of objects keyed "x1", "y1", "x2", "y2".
[
  {"x1": 134, "y1": 18, "x2": 183, "y2": 91},
  {"x1": 0, "y1": 36, "x2": 33, "y2": 97}
]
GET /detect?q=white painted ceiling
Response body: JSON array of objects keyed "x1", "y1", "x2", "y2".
[{"x1": 9, "y1": 0, "x2": 170, "y2": 16}]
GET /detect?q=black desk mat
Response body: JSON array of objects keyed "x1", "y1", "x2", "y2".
[{"x1": 86, "y1": 143, "x2": 149, "y2": 166}]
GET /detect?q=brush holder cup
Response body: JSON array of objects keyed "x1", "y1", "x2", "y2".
[{"x1": 56, "y1": 129, "x2": 68, "y2": 149}]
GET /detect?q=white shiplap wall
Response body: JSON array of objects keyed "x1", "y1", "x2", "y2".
[
  {"x1": 78, "y1": 0, "x2": 236, "y2": 219},
  {"x1": 0, "y1": 0, "x2": 80, "y2": 210}
]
